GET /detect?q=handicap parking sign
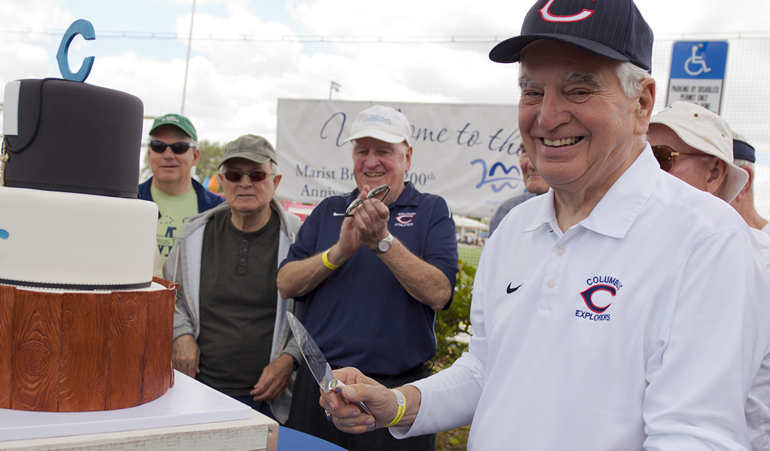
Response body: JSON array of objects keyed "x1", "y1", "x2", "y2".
[{"x1": 666, "y1": 41, "x2": 728, "y2": 114}]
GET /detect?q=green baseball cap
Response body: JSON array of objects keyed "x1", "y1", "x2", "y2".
[{"x1": 149, "y1": 113, "x2": 197, "y2": 142}]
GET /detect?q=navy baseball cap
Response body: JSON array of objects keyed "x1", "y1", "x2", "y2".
[
  {"x1": 733, "y1": 132, "x2": 756, "y2": 163},
  {"x1": 489, "y1": 0, "x2": 654, "y2": 72}
]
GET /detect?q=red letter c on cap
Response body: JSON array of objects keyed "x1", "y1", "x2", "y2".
[{"x1": 539, "y1": 0, "x2": 595, "y2": 23}]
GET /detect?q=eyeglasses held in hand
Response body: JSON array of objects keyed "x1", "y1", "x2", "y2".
[
  {"x1": 344, "y1": 184, "x2": 391, "y2": 217},
  {"x1": 223, "y1": 170, "x2": 274, "y2": 183},
  {"x1": 651, "y1": 145, "x2": 704, "y2": 172},
  {"x1": 149, "y1": 140, "x2": 196, "y2": 154}
]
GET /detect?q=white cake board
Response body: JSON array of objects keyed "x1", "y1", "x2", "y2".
[{"x1": 0, "y1": 370, "x2": 251, "y2": 442}]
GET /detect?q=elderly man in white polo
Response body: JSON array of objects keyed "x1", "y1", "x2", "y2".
[{"x1": 318, "y1": 1, "x2": 770, "y2": 449}]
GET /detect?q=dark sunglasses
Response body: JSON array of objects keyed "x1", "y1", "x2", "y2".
[
  {"x1": 222, "y1": 170, "x2": 273, "y2": 183},
  {"x1": 651, "y1": 145, "x2": 704, "y2": 172},
  {"x1": 149, "y1": 140, "x2": 196, "y2": 154}
]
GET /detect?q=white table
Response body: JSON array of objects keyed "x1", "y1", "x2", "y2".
[{"x1": 0, "y1": 371, "x2": 277, "y2": 450}]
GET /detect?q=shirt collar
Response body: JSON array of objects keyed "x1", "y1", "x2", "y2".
[{"x1": 524, "y1": 144, "x2": 660, "y2": 239}]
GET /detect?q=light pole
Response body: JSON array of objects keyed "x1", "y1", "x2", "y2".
[
  {"x1": 329, "y1": 81, "x2": 340, "y2": 99},
  {"x1": 180, "y1": 0, "x2": 196, "y2": 115}
]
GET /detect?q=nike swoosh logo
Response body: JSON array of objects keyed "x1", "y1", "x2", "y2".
[{"x1": 507, "y1": 283, "x2": 522, "y2": 294}]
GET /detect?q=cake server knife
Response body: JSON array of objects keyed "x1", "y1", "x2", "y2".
[{"x1": 286, "y1": 312, "x2": 372, "y2": 415}]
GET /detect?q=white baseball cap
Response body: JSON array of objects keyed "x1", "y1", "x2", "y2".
[
  {"x1": 344, "y1": 105, "x2": 413, "y2": 147},
  {"x1": 649, "y1": 101, "x2": 748, "y2": 202}
]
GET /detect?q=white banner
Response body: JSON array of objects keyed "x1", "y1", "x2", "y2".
[{"x1": 275, "y1": 99, "x2": 524, "y2": 218}]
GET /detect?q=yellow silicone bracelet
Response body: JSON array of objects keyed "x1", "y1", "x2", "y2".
[
  {"x1": 386, "y1": 389, "x2": 405, "y2": 428},
  {"x1": 322, "y1": 250, "x2": 339, "y2": 270}
]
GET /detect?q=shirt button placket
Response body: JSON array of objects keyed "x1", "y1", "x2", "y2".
[
  {"x1": 238, "y1": 237, "x2": 249, "y2": 275},
  {"x1": 540, "y1": 243, "x2": 567, "y2": 311}
]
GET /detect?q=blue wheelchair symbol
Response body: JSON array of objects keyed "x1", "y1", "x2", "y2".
[{"x1": 684, "y1": 44, "x2": 711, "y2": 76}]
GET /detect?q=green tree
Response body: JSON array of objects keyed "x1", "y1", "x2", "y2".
[
  {"x1": 434, "y1": 259, "x2": 475, "y2": 450},
  {"x1": 195, "y1": 140, "x2": 225, "y2": 191},
  {"x1": 139, "y1": 148, "x2": 152, "y2": 183},
  {"x1": 433, "y1": 259, "x2": 475, "y2": 369}
]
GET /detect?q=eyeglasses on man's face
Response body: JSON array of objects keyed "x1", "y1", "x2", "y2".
[
  {"x1": 149, "y1": 140, "x2": 196, "y2": 154},
  {"x1": 222, "y1": 170, "x2": 274, "y2": 183},
  {"x1": 651, "y1": 145, "x2": 704, "y2": 172}
]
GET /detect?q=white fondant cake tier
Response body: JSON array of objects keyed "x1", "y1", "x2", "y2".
[{"x1": 0, "y1": 186, "x2": 158, "y2": 289}]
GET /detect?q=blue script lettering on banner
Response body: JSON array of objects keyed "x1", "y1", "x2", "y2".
[
  {"x1": 471, "y1": 159, "x2": 522, "y2": 192},
  {"x1": 457, "y1": 123, "x2": 483, "y2": 147},
  {"x1": 321, "y1": 111, "x2": 451, "y2": 147},
  {"x1": 488, "y1": 128, "x2": 521, "y2": 155},
  {"x1": 320, "y1": 112, "x2": 348, "y2": 147},
  {"x1": 413, "y1": 127, "x2": 450, "y2": 143}
]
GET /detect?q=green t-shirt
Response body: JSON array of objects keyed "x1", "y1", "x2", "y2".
[{"x1": 151, "y1": 184, "x2": 199, "y2": 265}]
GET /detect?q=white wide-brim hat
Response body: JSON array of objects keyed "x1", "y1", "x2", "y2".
[{"x1": 650, "y1": 101, "x2": 748, "y2": 202}]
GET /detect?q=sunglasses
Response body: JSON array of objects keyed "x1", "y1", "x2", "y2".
[
  {"x1": 651, "y1": 145, "x2": 704, "y2": 172},
  {"x1": 344, "y1": 184, "x2": 391, "y2": 217},
  {"x1": 149, "y1": 140, "x2": 196, "y2": 154},
  {"x1": 222, "y1": 170, "x2": 273, "y2": 183}
]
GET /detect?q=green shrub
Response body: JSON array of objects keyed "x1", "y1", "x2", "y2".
[{"x1": 433, "y1": 259, "x2": 475, "y2": 370}]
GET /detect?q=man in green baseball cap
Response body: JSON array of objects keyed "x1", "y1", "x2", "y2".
[{"x1": 139, "y1": 113, "x2": 225, "y2": 265}]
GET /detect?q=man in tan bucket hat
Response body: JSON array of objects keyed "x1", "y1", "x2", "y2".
[{"x1": 647, "y1": 101, "x2": 748, "y2": 202}]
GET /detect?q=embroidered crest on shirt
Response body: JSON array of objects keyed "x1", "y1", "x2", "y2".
[
  {"x1": 395, "y1": 212, "x2": 416, "y2": 227},
  {"x1": 575, "y1": 275, "x2": 622, "y2": 322}
]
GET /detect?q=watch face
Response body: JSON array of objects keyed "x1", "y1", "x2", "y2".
[{"x1": 378, "y1": 240, "x2": 390, "y2": 252}]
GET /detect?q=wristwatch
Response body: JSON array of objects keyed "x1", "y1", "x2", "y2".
[{"x1": 374, "y1": 233, "x2": 394, "y2": 254}]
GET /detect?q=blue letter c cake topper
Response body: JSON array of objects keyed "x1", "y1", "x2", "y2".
[{"x1": 56, "y1": 19, "x2": 96, "y2": 82}]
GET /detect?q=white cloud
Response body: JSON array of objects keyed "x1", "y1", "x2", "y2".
[
  {"x1": 287, "y1": 0, "x2": 526, "y2": 37},
  {"x1": 0, "y1": 0, "x2": 74, "y2": 33},
  {"x1": 0, "y1": 0, "x2": 74, "y2": 85},
  {"x1": 640, "y1": 1, "x2": 770, "y2": 36}
]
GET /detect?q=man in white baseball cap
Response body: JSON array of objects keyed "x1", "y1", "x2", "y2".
[
  {"x1": 345, "y1": 105, "x2": 413, "y2": 148},
  {"x1": 647, "y1": 101, "x2": 748, "y2": 202},
  {"x1": 278, "y1": 105, "x2": 458, "y2": 451}
]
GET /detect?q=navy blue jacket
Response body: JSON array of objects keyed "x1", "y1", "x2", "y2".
[{"x1": 138, "y1": 177, "x2": 225, "y2": 217}]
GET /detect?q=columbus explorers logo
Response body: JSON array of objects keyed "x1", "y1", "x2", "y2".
[
  {"x1": 575, "y1": 275, "x2": 622, "y2": 322},
  {"x1": 395, "y1": 212, "x2": 416, "y2": 227},
  {"x1": 539, "y1": 0, "x2": 596, "y2": 23}
]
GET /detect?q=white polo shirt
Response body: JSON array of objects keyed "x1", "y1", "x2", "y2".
[
  {"x1": 396, "y1": 147, "x2": 770, "y2": 450},
  {"x1": 747, "y1": 227, "x2": 770, "y2": 451}
]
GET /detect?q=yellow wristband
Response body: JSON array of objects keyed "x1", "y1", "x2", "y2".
[
  {"x1": 322, "y1": 250, "x2": 339, "y2": 270},
  {"x1": 386, "y1": 389, "x2": 405, "y2": 428}
]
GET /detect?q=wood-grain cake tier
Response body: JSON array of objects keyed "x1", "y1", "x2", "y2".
[{"x1": 0, "y1": 278, "x2": 176, "y2": 412}]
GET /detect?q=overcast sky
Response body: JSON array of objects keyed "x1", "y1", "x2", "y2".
[
  {"x1": 3, "y1": 0, "x2": 770, "y2": 211},
  {"x1": 4, "y1": 0, "x2": 770, "y2": 136}
]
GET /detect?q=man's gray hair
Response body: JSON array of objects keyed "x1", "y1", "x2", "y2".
[
  {"x1": 734, "y1": 158, "x2": 754, "y2": 195},
  {"x1": 614, "y1": 62, "x2": 651, "y2": 99}
]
